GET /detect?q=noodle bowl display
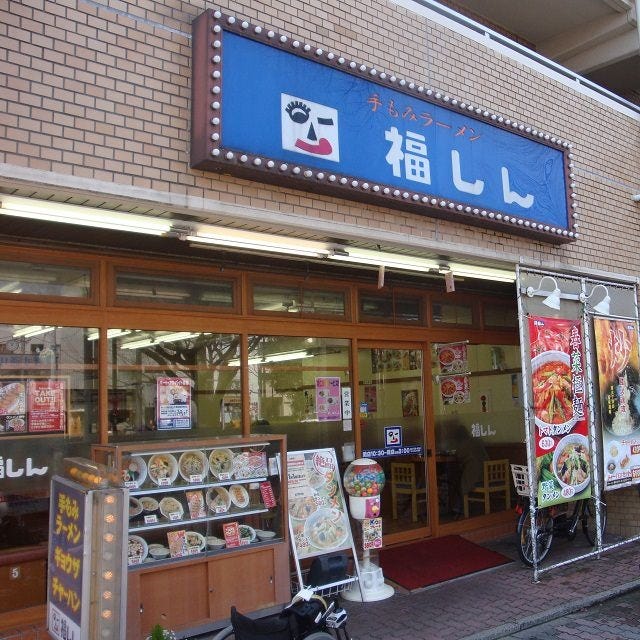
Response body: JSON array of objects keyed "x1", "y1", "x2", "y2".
[
  {"x1": 552, "y1": 433, "x2": 591, "y2": 494},
  {"x1": 531, "y1": 350, "x2": 577, "y2": 433}
]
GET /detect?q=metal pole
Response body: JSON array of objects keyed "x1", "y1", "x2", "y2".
[{"x1": 515, "y1": 265, "x2": 540, "y2": 580}]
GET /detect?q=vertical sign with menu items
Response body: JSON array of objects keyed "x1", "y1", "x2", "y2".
[
  {"x1": 287, "y1": 449, "x2": 353, "y2": 560},
  {"x1": 529, "y1": 317, "x2": 591, "y2": 507},
  {"x1": 593, "y1": 318, "x2": 640, "y2": 490},
  {"x1": 48, "y1": 477, "x2": 89, "y2": 640}
]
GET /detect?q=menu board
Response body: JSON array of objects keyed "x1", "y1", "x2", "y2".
[
  {"x1": 0, "y1": 377, "x2": 67, "y2": 435},
  {"x1": 315, "y1": 377, "x2": 342, "y2": 421},
  {"x1": 287, "y1": 448, "x2": 353, "y2": 560},
  {"x1": 529, "y1": 316, "x2": 591, "y2": 507},
  {"x1": 48, "y1": 477, "x2": 87, "y2": 640},
  {"x1": 157, "y1": 377, "x2": 192, "y2": 430},
  {"x1": 27, "y1": 379, "x2": 66, "y2": 433},
  {"x1": 593, "y1": 318, "x2": 640, "y2": 490}
]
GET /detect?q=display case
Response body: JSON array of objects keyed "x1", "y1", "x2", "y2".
[{"x1": 92, "y1": 435, "x2": 289, "y2": 640}]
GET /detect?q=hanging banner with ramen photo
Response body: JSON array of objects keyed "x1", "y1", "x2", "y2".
[
  {"x1": 529, "y1": 316, "x2": 591, "y2": 507},
  {"x1": 437, "y1": 342, "x2": 468, "y2": 374},
  {"x1": 593, "y1": 318, "x2": 640, "y2": 490},
  {"x1": 439, "y1": 374, "x2": 470, "y2": 405}
]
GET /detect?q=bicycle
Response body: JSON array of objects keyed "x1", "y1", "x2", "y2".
[
  {"x1": 510, "y1": 464, "x2": 607, "y2": 566},
  {"x1": 211, "y1": 587, "x2": 351, "y2": 640}
]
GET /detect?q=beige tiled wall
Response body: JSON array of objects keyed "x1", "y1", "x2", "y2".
[{"x1": 0, "y1": 0, "x2": 638, "y2": 274}]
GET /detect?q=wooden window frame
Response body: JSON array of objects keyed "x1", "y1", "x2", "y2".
[
  {"x1": 108, "y1": 264, "x2": 241, "y2": 315},
  {"x1": 0, "y1": 248, "x2": 99, "y2": 306}
]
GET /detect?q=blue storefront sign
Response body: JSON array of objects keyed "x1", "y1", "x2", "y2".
[{"x1": 191, "y1": 11, "x2": 576, "y2": 242}]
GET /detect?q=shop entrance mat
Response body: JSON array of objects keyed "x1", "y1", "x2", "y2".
[{"x1": 378, "y1": 534, "x2": 512, "y2": 591}]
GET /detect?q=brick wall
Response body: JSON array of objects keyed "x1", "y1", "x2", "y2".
[{"x1": 1, "y1": 0, "x2": 638, "y2": 271}]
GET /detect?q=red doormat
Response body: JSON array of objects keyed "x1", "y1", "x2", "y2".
[{"x1": 378, "y1": 535, "x2": 512, "y2": 591}]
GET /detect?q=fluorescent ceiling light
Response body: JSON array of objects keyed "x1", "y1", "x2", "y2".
[
  {"x1": 187, "y1": 225, "x2": 330, "y2": 258},
  {"x1": 329, "y1": 247, "x2": 441, "y2": 272},
  {"x1": 0, "y1": 282, "x2": 22, "y2": 293},
  {"x1": 120, "y1": 331, "x2": 201, "y2": 350},
  {"x1": 117, "y1": 287, "x2": 191, "y2": 300},
  {"x1": 448, "y1": 263, "x2": 516, "y2": 283},
  {"x1": 0, "y1": 195, "x2": 172, "y2": 236},
  {"x1": 329, "y1": 248, "x2": 515, "y2": 282},
  {"x1": 87, "y1": 329, "x2": 132, "y2": 341},
  {"x1": 13, "y1": 325, "x2": 56, "y2": 338},
  {"x1": 229, "y1": 350, "x2": 313, "y2": 367}
]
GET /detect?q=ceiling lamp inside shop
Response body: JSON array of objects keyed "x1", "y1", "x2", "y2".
[{"x1": 0, "y1": 196, "x2": 515, "y2": 283}]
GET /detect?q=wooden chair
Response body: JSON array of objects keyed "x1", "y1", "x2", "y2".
[
  {"x1": 390, "y1": 462, "x2": 427, "y2": 522},
  {"x1": 463, "y1": 459, "x2": 510, "y2": 518}
]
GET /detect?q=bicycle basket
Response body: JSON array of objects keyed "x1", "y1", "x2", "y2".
[
  {"x1": 510, "y1": 464, "x2": 530, "y2": 497},
  {"x1": 230, "y1": 606, "x2": 292, "y2": 640}
]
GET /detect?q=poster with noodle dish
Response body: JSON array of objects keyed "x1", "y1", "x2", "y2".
[
  {"x1": 529, "y1": 316, "x2": 591, "y2": 507},
  {"x1": 593, "y1": 318, "x2": 640, "y2": 490},
  {"x1": 286, "y1": 448, "x2": 353, "y2": 560}
]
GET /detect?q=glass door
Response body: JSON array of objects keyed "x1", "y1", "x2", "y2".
[{"x1": 357, "y1": 345, "x2": 430, "y2": 539}]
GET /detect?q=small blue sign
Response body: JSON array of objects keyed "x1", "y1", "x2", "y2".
[
  {"x1": 385, "y1": 425, "x2": 402, "y2": 448},
  {"x1": 191, "y1": 13, "x2": 576, "y2": 243}
]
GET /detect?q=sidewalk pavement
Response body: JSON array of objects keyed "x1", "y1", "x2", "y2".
[{"x1": 338, "y1": 534, "x2": 640, "y2": 640}]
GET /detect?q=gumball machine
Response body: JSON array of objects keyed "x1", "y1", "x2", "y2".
[{"x1": 342, "y1": 458, "x2": 394, "y2": 601}]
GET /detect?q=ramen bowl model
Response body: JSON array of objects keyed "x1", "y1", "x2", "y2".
[
  {"x1": 178, "y1": 450, "x2": 209, "y2": 482},
  {"x1": 148, "y1": 453, "x2": 179, "y2": 486},
  {"x1": 148, "y1": 544, "x2": 170, "y2": 559},
  {"x1": 206, "y1": 536, "x2": 226, "y2": 550},
  {"x1": 255, "y1": 529, "x2": 276, "y2": 542},
  {"x1": 553, "y1": 433, "x2": 591, "y2": 495}
]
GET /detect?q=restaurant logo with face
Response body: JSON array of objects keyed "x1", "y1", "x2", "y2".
[{"x1": 281, "y1": 93, "x2": 340, "y2": 162}]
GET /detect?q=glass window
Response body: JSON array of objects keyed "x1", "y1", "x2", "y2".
[
  {"x1": 359, "y1": 292, "x2": 393, "y2": 322},
  {"x1": 431, "y1": 300, "x2": 475, "y2": 326},
  {"x1": 115, "y1": 270, "x2": 235, "y2": 310},
  {"x1": 433, "y1": 343, "x2": 524, "y2": 522},
  {"x1": 247, "y1": 336, "x2": 352, "y2": 462},
  {"x1": 252, "y1": 283, "x2": 346, "y2": 317},
  {"x1": 483, "y1": 302, "x2": 517, "y2": 329},
  {"x1": 0, "y1": 260, "x2": 91, "y2": 299},
  {"x1": 359, "y1": 292, "x2": 423, "y2": 324},
  {"x1": 108, "y1": 330, "x2": 241, "y2": 441},
  {"x1": 394, "y1": 296, "x2": 423, "y2": 323},
  {"x1": 0, "y1": 325, "x2": 99, "y2": 552}
]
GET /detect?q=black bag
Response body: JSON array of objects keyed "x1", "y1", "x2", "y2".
[
  {"x1": 307, "y1": 553, "x2": 348, "y2": 587},
  {"x1": 230, "y1": 606, "x2": 292, "y2": 640}
]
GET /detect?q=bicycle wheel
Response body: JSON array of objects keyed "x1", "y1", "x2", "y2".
[
  {"x1": 517, "y1": 507, "x2": 553, "y2": 566},
  {"x1": 303, "y1": 632, "x2": 337, "y2": 640},
  {"x1": 583, "y1": 496, "x2": 607, "y2": 546}
]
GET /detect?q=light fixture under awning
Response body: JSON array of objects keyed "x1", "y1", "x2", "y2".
[
  {"x1": 186, "y1": 225, "x2": 331, "y2": 258},
  {"x1": 0, "y1": 196, "x2": 516, "y2": 283},
  {"x1": 0, "y1": 195, "x2": 172, "y2": 236}
]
